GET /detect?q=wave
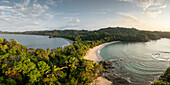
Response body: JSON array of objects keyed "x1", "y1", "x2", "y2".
[
  {"x1": 61, "y1": 41, "x2": 71, "y2": 48},
  {"x1": 151, "y1": 54, "x2": 170, "y2": 62}
]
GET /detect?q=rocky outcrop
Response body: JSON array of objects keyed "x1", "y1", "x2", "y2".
[{"x1": 99, "y1": 60, "x2": 130, "y2": 85}]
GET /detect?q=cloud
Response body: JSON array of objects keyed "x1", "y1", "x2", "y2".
[
  {"x1": 119, "y1": 0, "x2": 167, "y2": 17},
  {"x1": 46, "y1": 0, "x2": 64, "y2": 6},
  {"x1": 0, "y1": 12, "x2": 4, "y2": 15},
  {"x1": 96, "y1": 12, "x2": 107, "y2": 15},
  {"x1": 0, "y1": 6, "x2": 12, "y2": 10},
  {"x1": 0, "y1": 0, "x2": 54, "y2": 31},
  {"x1": 76, "y1": 18, "x2": 81, "y2": 23},
  {"x1": 95, "y1": 9, "x2": 111, "y2": 15},
  {"x1": 116, "y1": 12, "x2": 145, "y2": 30},
  {"x1": 24, "y1": 0, "x2": 30, "y2": 6},
  {"x1": 58, "y1": 24, "x2": 79, "y2": 29},
  {"x1": 46, "y1": 0, "x2": 56, "y2": 5},
  {"x1": 118, "y1": 12, "x2": 139, "y2": 22},
  {"x1": 58, "y1": 17, "x2": 81, "y2": 29},
  {"x1": 39, "y1": 13, "x2": 54, "y2": 20},
  {"x1": 1, "y1": 0, "x2": 10, "y2": 3},
  {"x1": 11, "y1": 0, "x2": 51, "y2": 20},
  {"x1": 143, "y1": 10, "x2": 161, "y2": 17},
  {"x1": 67, "y1": 17, "x2": 81, "y2": 23}
]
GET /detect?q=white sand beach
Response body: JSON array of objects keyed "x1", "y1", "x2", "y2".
[
  {"x1": 91, "y1": 77, "x2": 112, "y2": 85},
  {"x1": 84, "y1": 41, "x2": 119, "y2": 62},
  {"x1": 84, "y1": 41, "x2": 119, "y2": 85}
]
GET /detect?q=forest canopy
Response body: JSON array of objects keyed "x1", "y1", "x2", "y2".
[
  {"x1": 0, "y1": 38, "x2": 104, "y2": 85},
  {"x1": 1, "y1": 27, "x2": 170, "y2": 42}
]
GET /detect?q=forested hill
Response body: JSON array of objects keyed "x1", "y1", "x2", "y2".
[
  {"x1": 1, "y1": 27, "x2": 170, "y2": 42},
  {"x1": 152, "y1": 67, "x2": 170, "y2": 85},
  {"x1": 97, "y1": 27, "x2": 139, "y2": 34}
]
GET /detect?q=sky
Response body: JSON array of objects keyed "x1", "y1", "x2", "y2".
[{"x1": 0, "y1": 0, "x2": 170, "y2": 31}]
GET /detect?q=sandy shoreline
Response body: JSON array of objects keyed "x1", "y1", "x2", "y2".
[
  {"x1": 84, "y1": 41, "x2": 119, "y2": 63},
  {"x1": 84, "y1": 41, "x2": 119, "y2": 85}
]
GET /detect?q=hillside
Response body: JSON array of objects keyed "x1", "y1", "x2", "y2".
[{"x1": 2, "y1": 27, "x2": 170, "y2": 42}]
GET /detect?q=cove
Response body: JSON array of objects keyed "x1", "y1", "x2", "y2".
[
  {"x1": 100, "y1": 38, "x2": 170, "y2": 85},
  {"x1": 0, "y1": 34, "x2": 73, "y2": 49}
]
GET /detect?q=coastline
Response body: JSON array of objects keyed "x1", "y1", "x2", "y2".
[
  {"x1": 84, "y1": 41, "x2": 120, "y2": 63},
  {"x1": 84, "y1": 41, "x2": 120, "y2": 85},
  {"x1": 61, "y1": 38, "x2": 74, "y2": 48},
  {"x1": 64, "y1": 38, "x2": 74, "y2": 44}
]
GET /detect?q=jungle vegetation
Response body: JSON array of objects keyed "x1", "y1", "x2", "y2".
[
  {"x1": 152, "y1": 67, "x2": 170, "y2": 85},
  {"x1": 0, "y1": 38, "x2": 105, "y2": 85},
  {"x1": 0, "y1": 27, "x2": 170, "y2": 85},
  {"x1": 2, "y1": 27, "x2": 170, "y2": 42}
]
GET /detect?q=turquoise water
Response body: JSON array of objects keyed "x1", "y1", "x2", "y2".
[
  {"x1": 100, "y1": 38, "x2": 170, "y2": 85},
  {"x1": 0, "y1": 34, "x2": 72, "y2": 49}
]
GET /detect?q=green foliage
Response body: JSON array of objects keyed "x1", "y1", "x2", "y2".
[
  {"x1": 6, "y1": 78, "x2": 17, "y2": 85},
  {"x1": 38, "y1": 61, "x2": 50, "y2": 73},
  {"x1": 4, "y1": 27, "x2": 170, "y2": 42},
  {"x1": 0, "y1": 38, "x2": 102, "y2": 85},
  {"x1": 152, "y1": 67, "x2": 170, "y2": 85},
  {"x1": 152, "y1": 80, "x2": 170, "y2": 85}
]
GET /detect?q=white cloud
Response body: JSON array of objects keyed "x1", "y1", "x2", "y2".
[
  {"x1": 119, "y1": 0, "x2": 167, "y2": 17},
  {"x1": 0, "y1": 6, "x2": 12, "y2": 10},
  {"x1": 143, "y1": 10, "x2": 161, "y2": 17},
  {"x1": 118, "y1": 12, "x2": 139, "y2": 22},
  {"x1": 1, "y1": 0, "x2": 10, "y2": 3},
  {"x1": 46, "y1": 0, "x2": 64, "y2": 6},
  {"x1": 96, "y1": 12, "x2": 107, "y2": 15},
  {"x1": 58, "y1": 17, "x2": 81, "y2": 29},
  {"x1": 58, "y1": 24, "x2": 79, "y2": 29},
  {"x1": 24, "y1": 0, "x2": 30, "y2": 6},
  {"x1": 95, "y1": 9, "x2": 111, "y2": 15},
  {"x1": 116, "y1": 12, "x2": 145, "y2": 30},
  {"x1": 149, "y1": 4, "x2": 167, "y2": 10},
  {"x1": 0, "y1": 0, "x2": 54, "y2": 31},
  {"x1": 39, "y1": 13, "x2": 54, "y2": 20},
  {"x1": 46, "y1": 0, "x2": 56, "y2": 5},
  {"x1": 66, "y1": 17, "x2": 81, "y2": 23},
  {"x1": 0, "y1": 12, "x2": 4, "y2": 15},
  {"x1": 10, "y1": 2, "x2": 52, "y2": 21},
  {"x1": 33, "y1": 0, "x2": 38, "y2": 3},
  {"x1": 76, "y1": 18, "x2": 81, "y2": 23}
]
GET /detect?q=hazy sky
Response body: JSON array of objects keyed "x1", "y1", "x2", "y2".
[{"x1": 0, "y1": 0, "x2": 170, "y2": 31}]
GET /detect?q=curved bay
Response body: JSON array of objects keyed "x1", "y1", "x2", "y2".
[
  {"x1": 0, "y1": 34, "x2": 72, "y2": 49},
  {"x1": 100, "y1": 38, "x2": 170, "y2": 85}
]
